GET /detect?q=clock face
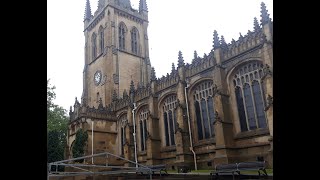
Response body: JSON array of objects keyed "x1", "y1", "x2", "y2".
[{"x1": 94, "y1": 71, "x2": 102, "y2": 85}]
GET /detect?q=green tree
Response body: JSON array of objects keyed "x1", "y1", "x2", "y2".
[
  {"x1": 47, "y1": 79, "x2": 68, "y2": 165},
  {"x1": 72, "y1": 129, "x2": 88, "y2": 163}
]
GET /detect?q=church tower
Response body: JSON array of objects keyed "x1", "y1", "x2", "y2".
[{"x1": 82, "y1": 0, "x2": 151, "y2": 108}]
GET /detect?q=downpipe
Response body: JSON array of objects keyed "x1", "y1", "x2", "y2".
[
  {"x1": 184, "y1": 83, "x2": 198, "y2": 170},
  {"x1": 132, "y1": 103, "x2": 138, "y2": 169}
]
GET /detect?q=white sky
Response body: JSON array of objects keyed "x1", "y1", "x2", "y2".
[{"x1": 47, "y1": 0, "x2": 273, "y2": 111}]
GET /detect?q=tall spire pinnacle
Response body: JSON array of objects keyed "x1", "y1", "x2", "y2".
[
  {"x1": 112, "y1": 90, "x2": 118, "y2": 102},
  {"x1": 253, "y1": 17, "x2": 260, "y2": 31},
  {"x1": 151, "y1": 67, "x2": 156, "y2": 81},
  {"x1": 260, "y1": 2, "x2": 271, "y2": 25},
  {"x1": 139, "y1": 0, "x2": 148, "y2": 13},
  {"x1": 129, "y1": 80, "x2": 135, "y2": 94},
  {"x1": 213, "y1": 30, "x2": 220, "y2": 50},
  {"x1": 194, "y1": 50, "x2": 198, "y2": 60},
  {"x1": 177, "y1": 51, "x2": 185, "y2": 68},
  {"x1": 220, "y1": 35, "x2": 226, "y2": 44},
  {"x1": 84, "y1": 0, "x2": 92, "y2": 21},
  {"x1": 171, "y1": 63, "x2": 176, "y2": 73},
  {"x1": 220, "y1": 35, "x2": 227, "y2": 49}
]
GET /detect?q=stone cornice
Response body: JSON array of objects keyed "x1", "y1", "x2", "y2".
[
  {"x1": 234, "y1": 128, "x2": 269, "y2": 140},
  {"x1": 111, "y1": 4, "x2": 147, "y2": 23},
  {"x1": 222, "y1": 44, "x2": 263, "y2": 66},
  {"x1": 118, "y1": 49, "x2": 144, "y2": 58},
  {"x1": 84, "y1": 10, "x2": 105, "y2": 32},
  {"x1": 84, "y1": 3, "x2": 148, "y2": 32},
  {"x1": 88, "y1": 53, "x2": 103, "y2": 66}
]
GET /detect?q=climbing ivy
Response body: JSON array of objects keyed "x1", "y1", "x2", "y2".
[{"x1": 72, "y1": 128, "x2": 88, "y2": 163}]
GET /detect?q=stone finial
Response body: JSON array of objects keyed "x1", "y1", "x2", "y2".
[
  {"x1": 254, "y1": 17, "x2": 260, "y2": 32},
  {"x1": 97, "y1": 97, "x2": 104, "y2": 110},
  {"x1": 123, "y1": 89, "x2": 128, "y2": 98},
  {"x1": 171, "y1": 63, "x2": 176, "y2": 74},
  {"x1": 112, "y1": 90, "x2": 118, "y2": 102},
  {"x1": 84, "y1": 0, "x2": 92, "y2": 21},
  {"x1": 177, "y1": 51, "x2": 185, "y2": 67},
  {"x1": 220, "y1": 35, "x2": 227, "y2": 49},
  {"x1": 213, "y1": 30, "x2": 220, "y2": 50},
  {"x1": 260, "y1": 2, "x2": 271, "y2": 25},
  {"x1": 231, "y1": 38, "x2": 236, "y2": 45},
  {"x1": 239, "y1": 33, "x2": 244, "y2": 40},
  {"x1": 98, "y1": 97, "x2": 103, "y2": 105},
  {"x1": 69, "y1": 106, "x2": 72, "y2": 113},
  {"x1": 74, "y1": 97, "x2": 80, "y2": 105},
  {"x1": 81, "y1": 95, "x2": 87, "y2": 106},
  {"x1": 220, "y1": 35, "x2": 226, "y2": 45},
  {"x1": 194, "y1": 50, "x2": 198, "y2": 60},
  {"x1": 136, "y1": 82, "x2": 141, "y2": 89},
  {"x1": 151, "y1": 67, "x2": 156, "y2": 81},
  {"x1": 129, "y1": 80, "x2": 135, "y2": 94},
  {"x1": 139, "y1": 0, "x2": 148, "y2": 13}
]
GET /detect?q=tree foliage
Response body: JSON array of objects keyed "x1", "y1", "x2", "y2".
[
  {"x1": 47, "y1": 79, "x2": 68, "y2": 164},
  {"x1": 72, "y1": 129, "x2": 88, "y2": 163},
  {"x1": 47, "y1": 80, "x2": 68, "y2": 137}
]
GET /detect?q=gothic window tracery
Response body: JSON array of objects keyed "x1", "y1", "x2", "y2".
[
  {"x1": 233, "y1": 62, "x2": 267, "y2": 132},
  {"x1": 131, "y1": 27, "x2": 138, "y2": 54},
  {"x1": 193, "y1": 81, "x2": 215, "y2": 140},
  {"x1": 163, "y1": 95, "x2": 177, "y2": 146},
  {"x1": 99, "y1": 26, "x2": 104, "y2": 54},
  {"x1": 119, "y1": 115, "x2": 127, "y2": 155},
  {"x1": 139, "y1": 107, "x2": 148, "y2": 151},
  {"x1": 119, "y1": 23, "x2": 126, "y2": 50},
  {"x1": 92, "y1": 33, "x2": 97, "y2": 59}
]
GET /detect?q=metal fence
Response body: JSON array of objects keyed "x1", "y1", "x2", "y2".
[{"x1": 48, "y1": 151, "x2": 153, "y2": 179}]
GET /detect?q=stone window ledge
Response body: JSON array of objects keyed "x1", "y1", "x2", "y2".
[
  {"x1": 138, "y1": 151, "x2": 147, "y2": 156},
  {"x1": 234, "y1": 128, "x2": 269, "y2": 140},
  {"x1": 194, "y1": 138, "x2": 216, "y2": 147},
  {"x1": 160, "y1": 146, "x2": 176, "y2": 152}
]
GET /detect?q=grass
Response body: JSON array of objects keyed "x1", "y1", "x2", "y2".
[
  {"x1": 167, "y1": 169, "x2": 273, "y2": 175},
  {"x1": 238, "y1": 169, "x2": 273, "y2": 175}
]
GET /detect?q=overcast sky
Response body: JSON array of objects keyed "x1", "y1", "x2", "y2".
[{"x1": 47, "y1": 0, "x2": 273, "y2": 112}]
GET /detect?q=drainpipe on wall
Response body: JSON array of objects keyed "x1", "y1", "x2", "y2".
[
  {"x1": 92, "y1": 120, "x2": 94, "y2": 164},
  {"x1": 185, "y1": 83, "x2": 198, "y2": 170},
  {"x1": 132, "y1": 103, "x2": 138, "y2": 168}
]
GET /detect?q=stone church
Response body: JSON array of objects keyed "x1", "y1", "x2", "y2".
[{"x1": 68, "y1": 0, "x2": 273, "y2": 170}]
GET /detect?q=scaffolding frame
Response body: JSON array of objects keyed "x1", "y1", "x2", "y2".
[{"x1": 48, "y1": 151, "x2": 153, "y2": 179}]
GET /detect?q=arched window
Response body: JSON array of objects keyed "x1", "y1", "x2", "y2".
[
  {"x1": 139, "y1": 107, "x2": 148, "y2": 151},
  {"x1": 92, "y1": 33, "x2": 97, "y2": 60},
  {"x1": 99, "y1": 26, "x2": 104, "y2": 54},
  {"x1": 163, "y1": 95, "x2": 177, "y2": 146},
  {"x1": 119, "y1": 115, "x2": 127, "y2": 155},
  {"x1": 193, "y1": 81, "x2": 215, "y2": 140},
  {"x1": 233, "y1": 62, "x2": 267, "y2": 132},
  {"x1": 119, "y1": 23, "x2": 126, "y2": 50},
  {"x1": 131, "y1": 27, "x2": 138, "y2": 54}
]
